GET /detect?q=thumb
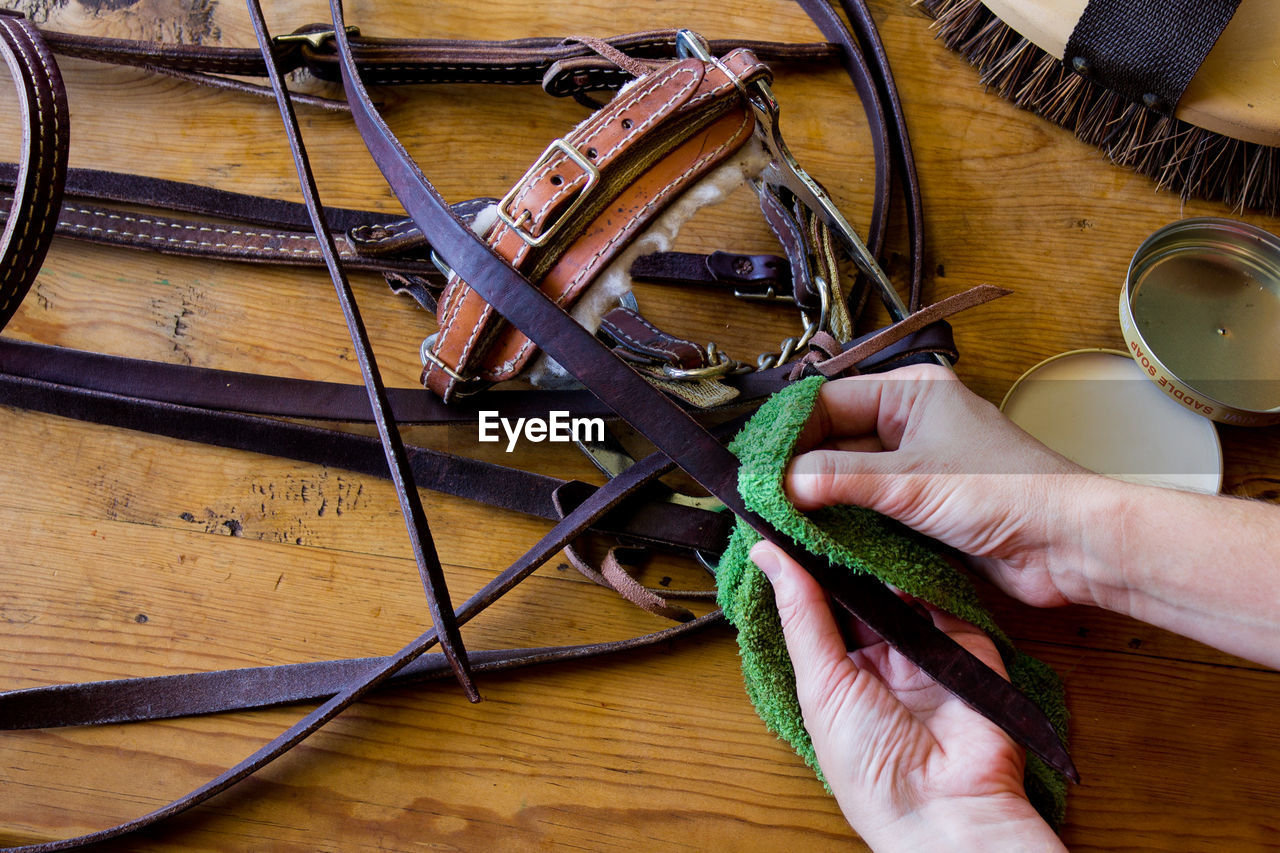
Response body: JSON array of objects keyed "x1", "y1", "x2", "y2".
[
  {"x1": 785, "y1": 448, "x2": 904, "y2": 513},
  {"x1": 749, "y1": 540, "x2": 856, "y2": 709}
]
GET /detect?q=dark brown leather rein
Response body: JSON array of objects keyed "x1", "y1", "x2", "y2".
[{"x1": 0, "y1": 1, "x2": 1073, "y2": 848}]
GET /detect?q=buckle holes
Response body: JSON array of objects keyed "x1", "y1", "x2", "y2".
[
  {"x1": 586, "y1": 147, "x2": 598, "y2": 159},
  {"x1": 550, "y1": 174, "x2": 563, "y2": 186},
  {"x1": 621, "y1": 118, "x2": 633, "y2": 129}
]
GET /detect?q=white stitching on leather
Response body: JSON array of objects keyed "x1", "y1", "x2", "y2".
[
  {"x1": 508, "y1": 66, "x2": 699, "y2": 226},
  {"x1": 603, "y1": 310, "x2": 690, "y2": 359},
  {"x1": 55, "y1": 205, "x2": 324, "y2": 255},
  {"x1": 484, "y1": 106, "x2": 753, "y2": 378},
  {"x1": 431, "y1": 56, "x2": 763, "y2": 389},
  {"x1": 0, "y1": 19, "x2": 54, "y2": 321}
]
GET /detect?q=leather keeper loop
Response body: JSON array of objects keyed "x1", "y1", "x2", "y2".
[
  {"x1": 543, "y1": 55, "x2": 642, "y2": 97},
  {"x1": 598, "y1": 305, "x2": 710, "y2": 371}
]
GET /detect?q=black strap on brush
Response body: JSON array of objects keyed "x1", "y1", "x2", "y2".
[{"x1": 1064, "y1": 0, "x2": 1242, "y2": 115}]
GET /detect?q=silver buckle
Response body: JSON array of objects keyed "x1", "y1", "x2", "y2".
[
  {"x1": 420, "y1": 336, "x2": 473, "y2": 383},
  {"x1": 496, "y1": 138, "x2": 601, "y2": 247},
  {"x1": 677, "y1": 29, "x2": 949, "y2": 369}
]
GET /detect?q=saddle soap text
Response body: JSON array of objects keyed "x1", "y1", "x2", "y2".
[{"x1": 478, "y1": 411, "x2": 605, "y2": 452}]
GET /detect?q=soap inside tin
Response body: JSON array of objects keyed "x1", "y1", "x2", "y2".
[{"x1": 1001, "y1": 350, "x2": 1222, "y2": 494}]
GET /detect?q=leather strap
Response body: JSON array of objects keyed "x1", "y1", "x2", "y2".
[
  {"x1": 423, "y1": 50, "x2": 768, "y2": 398},
  {"x1": 629, "y1": 249, "x2": 792, "y2": 299},
  {"x1": 0, "y1": 371, "x2": 732, "y2": 555},
  {"x1": 0, "y1": 12, "x2": 67, "y2": 332},
  {"x1": 560, "y1": 542, "x2": 701, "y2": 623},
  {"x1": 0, "y1": 317, "x2": 956, "y2": 425},
  {"x1": 254, "y1": 4, "x2": 481, "y2": 701},
  {"x1": 758, "y1": 187, "x2": 822, "y2": 308},
  {"x1": 329, "y1": 0, "x2": 1073, "y2": 782},
  {"x1": 0, "y1": 611, "x2": 725, "y2": 730},
  {"x1": 1, "y1": 162, "x2": 400, "y2": 231},
  {"x1": 0, "y1": 164, "x2": 479, "y2": 279},
  {"x1": 40, "y1": 25, "x2": 839, "y2": 92},
  {"x1": 598, "y1": 305, "x2": 710, "y2": 371},
  {"x1": 788, "y1": 0, "x2": 893, "y2": 316},
  {"x1": 795, "y1": 284, "x2": 1011, "y2": 379},
  {"x1": 831, "y1": 0, "x2": 926, "y2": 312}
]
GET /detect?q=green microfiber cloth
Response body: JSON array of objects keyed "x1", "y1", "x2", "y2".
[{"x1": 715, "y1": 376, "x2": 1069, "y2": 827}]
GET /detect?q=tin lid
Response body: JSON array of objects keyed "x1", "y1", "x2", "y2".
[
  {"x1": 1120, "y1": 218, "x2": 1280, "y2": 426},
  {"x1": 1000, "y1": 349, "x2": 1223, "y2": 493}
]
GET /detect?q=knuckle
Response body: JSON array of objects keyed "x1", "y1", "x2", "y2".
[
  {"x1": 786, "y1": 450, "x2": 844, "y2": 507},
  {"x1": 890, "y1": 362, "x2": 954, "y2": 383}
]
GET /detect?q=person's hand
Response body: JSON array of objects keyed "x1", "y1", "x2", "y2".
[
  {"x1": 750, "y1": 541, "x2": 1066, "y2": 851},
  {"x1": 785, "y1": 364, "x2": 1119, "y2": 610}
]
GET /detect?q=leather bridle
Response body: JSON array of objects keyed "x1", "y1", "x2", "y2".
[{"x1": 0, "y1": 1, "x2": 1074, "y2": 848}]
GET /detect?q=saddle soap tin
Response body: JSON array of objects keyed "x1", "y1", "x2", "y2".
[
  {"x1": 1001, "y1": 349, "x2": 1222, "y2": 494},
  {"x1": 1118, "y1": 218, "x2": 1280, "y2": 426}
]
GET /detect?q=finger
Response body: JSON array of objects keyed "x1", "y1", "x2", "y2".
[
  {"x1": 837, "y1": 590, "x2": 934, "y2": 657},
  {"x1": 749, "y1": 541, "x2": 858, "y2": 708},
  {"x1": 791, "y1": 376, "x2": 882, "y2": 455},
  {"x1": 820, "y1": 434, "x2": 885, "y2": 454},
  {"x1": 923, "y1": 605, "x2": 1010, "y2": 680},
  {"x1": 833, "y1": 599, "x2": 886, "y2": 649},
  {"x1": 784, "y1": 446, "x2": 905, "y2": 513},
  {"x1": 794, "y1": 365, "x2": 960, "y2": 454}
]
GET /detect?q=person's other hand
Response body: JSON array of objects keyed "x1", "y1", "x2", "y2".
[
  {"x1": 786, "y1": 365, "x2": 1113, "y2": 609},
  {"x1": 750, "y1": 541, "x2": 1065, "y2": 851}
]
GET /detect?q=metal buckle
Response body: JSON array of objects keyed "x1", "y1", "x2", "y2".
[
  {"x1": 675, "y1": 29, "x2": 949, "y2": 369},
  {"x1": 574, "y1": 426, "x2": 724, "y2": 513},
  {"x1": 496, "y1": 138, "x2": 601, "y2": 248},
  {"x1": 660, "y1": 343, "x2": 745, "y2": 381},
  {"x1": 429, "y1": 250, "x2": 455, "y2": 280},
  {"x1": 272, "y1": 26, "x2": 360, "y2": 50},
  {"x1": 420, "y1": 337, "x2": 473, "y2": 383}
]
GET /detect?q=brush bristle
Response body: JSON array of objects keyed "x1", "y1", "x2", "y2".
[{"x1": 917, "y1": 0, "x2": 1278, "y2": 215}]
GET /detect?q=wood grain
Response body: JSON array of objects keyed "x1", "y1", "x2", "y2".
[{"x1": 0, "y1": 0, "x2": 1278, "y2": 850}]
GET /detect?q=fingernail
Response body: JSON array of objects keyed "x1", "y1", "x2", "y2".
[{"x1": 749, "y1": 542, "x2": 780, "y2": 581}]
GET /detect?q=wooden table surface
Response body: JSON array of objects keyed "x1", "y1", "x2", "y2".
[{"x1": 1, "y1": 0, "x2": 1277, "y2": 850}]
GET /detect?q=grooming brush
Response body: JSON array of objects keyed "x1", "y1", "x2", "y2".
[{"x1": 917, "y1": 0, "x2": 1279, "y2": 215}]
